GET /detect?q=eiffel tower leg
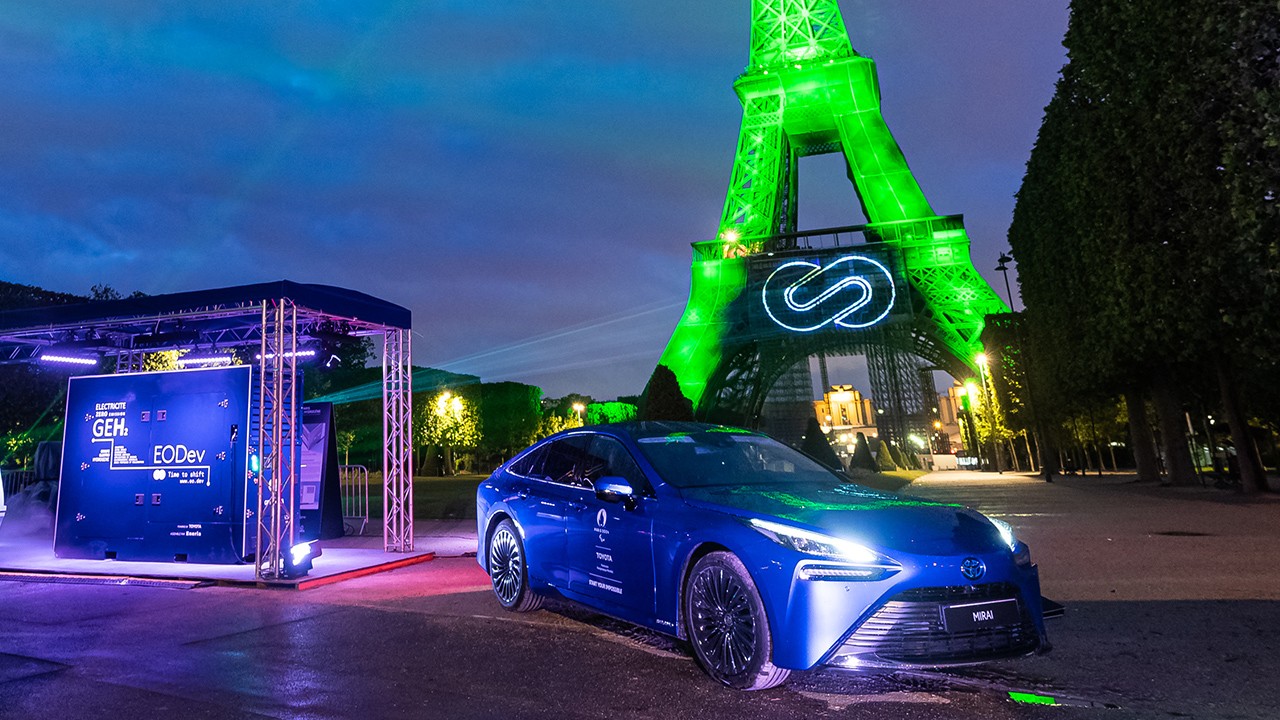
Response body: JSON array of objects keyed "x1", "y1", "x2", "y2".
[
  {"x1": 831, "y1": 62, "x2": 935, "y2": 224},
  {"x1": 827, "y1": 65, "x2": 1011, "y2": 371},
  {"x1": 658, "y1": 98, "x2": 788, "y2": 410}
]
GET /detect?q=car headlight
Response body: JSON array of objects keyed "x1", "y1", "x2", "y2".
[
  {"x1": 988, "y1": 517, "x2": 1018, "y2": 552},
  {"x1": 748, "y1": 518, "x2": 885, "y2": 564},
  {"x1": 988, "y1": 516, "x2": 1033, "y2": 566}
]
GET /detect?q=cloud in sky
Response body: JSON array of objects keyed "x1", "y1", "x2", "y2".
[{"x1": 0, "y1": 1, "x2": 1068, "y2": 399}]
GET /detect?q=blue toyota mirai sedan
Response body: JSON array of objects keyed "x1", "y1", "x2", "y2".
[{"x1": 476, "y1": 422, "x2": 1049, "y2": 690}]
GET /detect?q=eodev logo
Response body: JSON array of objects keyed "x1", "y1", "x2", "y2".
[{"x1": 762, "y1": 255, "x2": 896, "y2": 332}]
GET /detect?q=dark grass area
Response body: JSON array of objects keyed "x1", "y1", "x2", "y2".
[
  {"x1": 412, "y1": 475, "x2": 486, "y2": 520},
  {"x1": 363, "y1": 474, "x2": 487, "y2": 521}
]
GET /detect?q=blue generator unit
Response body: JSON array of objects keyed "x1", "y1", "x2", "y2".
[{"x1": 54, "y1": 366, "x2": 261, "y2": 564}]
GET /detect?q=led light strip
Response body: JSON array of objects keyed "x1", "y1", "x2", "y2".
[{"x1": 39, "y1": 354, "x2": 98, "y2": 366}]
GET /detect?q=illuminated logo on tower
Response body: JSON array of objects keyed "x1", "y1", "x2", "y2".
[{"x1": 761, "y1": 255, "x2": 896, "y2": 333}]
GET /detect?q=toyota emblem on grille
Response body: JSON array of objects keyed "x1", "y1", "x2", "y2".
[{"x1": 960, "y1": 557, "x2": 986, "y2": 581}]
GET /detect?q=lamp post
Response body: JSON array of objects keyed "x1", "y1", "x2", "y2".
[
  {"x1": 572, "y1": 402, "x2": 585, "y2": 424},
  {"x1": 996, "y1": 252, "x2": 1016, "y2": 311}
]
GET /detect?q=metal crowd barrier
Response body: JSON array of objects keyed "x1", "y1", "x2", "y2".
[
  {"x1": 2, "y1": 469, "x2": 36, "y2": 500},
  {"x1": 339, "y1": 464, "x2": 370, "y2": 536}
]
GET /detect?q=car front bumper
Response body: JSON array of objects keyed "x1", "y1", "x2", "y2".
[{"x1": 750, "y1": 548, "x2": 1048, "y2": 670}]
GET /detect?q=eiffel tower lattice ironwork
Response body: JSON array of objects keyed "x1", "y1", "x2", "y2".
[{"x1": 656, "y1": 0, "x2": 1009, "y2": 431}]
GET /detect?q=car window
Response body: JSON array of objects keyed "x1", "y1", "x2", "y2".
[
  {"x1": 507, "y1": 445, "x2": 546, "y2": 478},
  {"x1": 537, "y1": 435, "x2": 594, "y2": 489},
  {"x1": 634, "y1": 431, "x2": 839, "y2": 488},
  {"x1": 586, "y1": 436, "x2": 653, "y2": 495}
]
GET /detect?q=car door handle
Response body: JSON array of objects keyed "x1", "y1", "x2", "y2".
[
  {"x1": 566, "y1": 501, "x2": 586, "y2": 511},
  {"x1": 515, "y1": 489, "x2": 530, "y2": 500}
]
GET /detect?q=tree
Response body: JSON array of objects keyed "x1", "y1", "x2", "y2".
[
  {"x1": 537, "y1": 412, "x2": 582, "y2": 440},
  {"x1": 850, "y1": 432, "x2": 877, "y2": 472},
  {"x1": 0, "y1": 280, "x2": 83, "y2": 310},
  {"x1": 336, "y1": 429, "x2": 356, "y2": 466},
  {"x1": 1009, "y1": 0, "x2": 1280, "y2": 491},
  {"x1": 478, "y1": 382, "x2": 543, "y2": 462},
  {"x1": 800, "y1": 417, "x2": 842, "y2": 472},
  {"x1": 886, "y1": 442, "x2": 907, "y2": 469},
  {"x1": 416, "y1": 390, "x2": 480, "y2": 476},
  {"x1": 640, "y1": 365, "x2": 694, "y2": 421},
  {"x1": 586, "y1": 402, "x2": 638, "y2": 425},
  {"x1": 874, "y1": 439, "x2": 898, "y2": 472}
]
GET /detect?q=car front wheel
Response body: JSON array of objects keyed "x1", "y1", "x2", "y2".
[
  {"x1": 684, "y1": 551, "x2": 789, "y2": 690},
  {"x1": 487, "y1": 519, "x2": 544, "y2": 612}
]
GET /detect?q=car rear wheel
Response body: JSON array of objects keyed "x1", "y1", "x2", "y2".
[
  {"x1": 684, "y1": 551, "x2": 789, "y2": 690},
  {"x1": 488, "y1": 519, "x2": 544, "y2": 612}
]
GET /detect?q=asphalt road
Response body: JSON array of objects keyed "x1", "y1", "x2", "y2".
[{"x1": 0, "y1": 472, "x2": 1277, "y2": 719}]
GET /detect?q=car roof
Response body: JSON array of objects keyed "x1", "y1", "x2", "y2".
[{"x1": 577, "y1": 421, "x2": 761, "y2": 441}]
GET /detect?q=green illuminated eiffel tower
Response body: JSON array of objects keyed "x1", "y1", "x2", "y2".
[{"x1": 657, "y1": 0, "x2": 1008, "y2": 427}]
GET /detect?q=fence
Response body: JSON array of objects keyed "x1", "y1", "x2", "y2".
[
  {"x1": 339, "y1": 464, "x2": 371, "y2": 536},
  {"x1": 1, "y1": 469, "x2": 36, "y2": 500}
]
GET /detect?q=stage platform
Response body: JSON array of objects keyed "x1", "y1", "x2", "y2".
[{"x1": 0, "y1": 533, "x2": 436, "y2": 590}]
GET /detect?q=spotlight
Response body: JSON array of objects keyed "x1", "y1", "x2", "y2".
[{"x1": 285, "y1": 540, "x2": 321, "y2": 577}]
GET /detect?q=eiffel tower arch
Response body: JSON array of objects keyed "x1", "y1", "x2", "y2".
[{"x1": 657, "y1": 0, "x2": 1008, "y2": 441}]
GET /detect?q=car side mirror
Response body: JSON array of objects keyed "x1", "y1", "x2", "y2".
[{"x1": 595, "y1": 476, "x2": 636, "y2": 509}]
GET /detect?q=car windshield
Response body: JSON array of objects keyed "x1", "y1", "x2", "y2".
[{"x1": 634, "y1": 430, "x2": 841, "y2": 488}]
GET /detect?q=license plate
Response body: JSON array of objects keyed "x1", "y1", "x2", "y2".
[{"x1": 941, "y1": 598, "x2": 1020, "y2": 632}]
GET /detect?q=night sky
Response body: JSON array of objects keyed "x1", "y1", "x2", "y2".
[{"x1": 0, "y1": 1, "x2": 1069, "y2": 399}]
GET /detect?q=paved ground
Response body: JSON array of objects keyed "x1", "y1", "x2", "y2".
[{"x1": 0, "y1": 472, "x2": 1277, "y2": 719}]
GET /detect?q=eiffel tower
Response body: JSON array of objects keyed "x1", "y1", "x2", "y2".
[{"x1": 656, "y1": 0, "x2": 1008, "y2": 442}]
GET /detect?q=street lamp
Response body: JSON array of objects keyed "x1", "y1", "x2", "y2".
[
  {"x1": 572, "y1": 402, "x2": 585, "y2": 422},
  {"x1": 995, "y1": 252, "x2": 1016, "y2": 311}
]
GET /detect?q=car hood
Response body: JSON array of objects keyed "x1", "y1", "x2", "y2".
[{"x1": 680, "y1": 481, "x2": 1007, "y2": 555}]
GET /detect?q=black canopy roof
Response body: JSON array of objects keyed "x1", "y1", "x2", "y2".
[{"x1": 0, "y1": 280, "x2": 410, "y2": 363}]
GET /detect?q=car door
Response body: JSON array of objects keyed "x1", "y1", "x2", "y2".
[
  {"x1": 503, "y1": 436, "x2": 592, "y2": 588},
  {"x1": 565, "y1": 435, "x2": 657, "y2": 617}
]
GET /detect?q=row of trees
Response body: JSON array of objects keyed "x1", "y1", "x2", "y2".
[
  {"x1": 1004, "y1": 0, "x2": 1279, "y2": 492},
  {"x1": 405, "y1": 384, "x2": 642, "y2": 476},
  {"x1": 0, "y1": 282, "x2": 133, "y2": 466},
  {"x1": 403, "y1": 364, "x2": 705, "y2": 476}
]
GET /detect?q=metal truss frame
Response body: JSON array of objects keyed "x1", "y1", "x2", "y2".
[
  {"x1": 866, "y1": 329, "x2": 934, "y2": 447},
  {"x1": 255, "y1": 299, "x2": 299, "y2": 580},
  {"x1": 114, "y1": 349, "x2": 145, "y2": 374},
  {"x1": 382, "y1": 328, "x2": 413, "y2": 552}
]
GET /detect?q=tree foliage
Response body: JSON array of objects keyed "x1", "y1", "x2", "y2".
[
  {"x1": 537, "y1": 412, "x2": 582, "y2": 440},
  {"x1": 640, "y1": 365, "x2": 694, "y2": 421},
  {"x1": 478, "y1": 381, "x2": 543, "y2": 461},
  {"x1": 874, "y1": 439, "x2": 897, "y2": 471},
  {"x1": 800, "y1": 416, "x2": 843, "y2": 471},
  {"x1": 850, "y1": 432, "x2": 877, "y2": 472},
  {"x1": 1008, "y1": 0, "x2": 1280, "y2": 489},
  {"x1": 586, "y1": 401, "x2": 638, "y2": 425},
  {"x1": 415, "y1": 390, "x2": 480, "y2": 476}
]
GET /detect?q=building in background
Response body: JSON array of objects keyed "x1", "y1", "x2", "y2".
[
  {"x1": 813, "y1": 382, "x2": 975, "y2": 469},
  {"x1": 813, "y1": 385, "x2": 878, "y2": 460}
]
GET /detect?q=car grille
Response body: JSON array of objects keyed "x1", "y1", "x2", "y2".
[{"x1": 830, "y1": 583, "x2": 1040, "y2": 667}]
